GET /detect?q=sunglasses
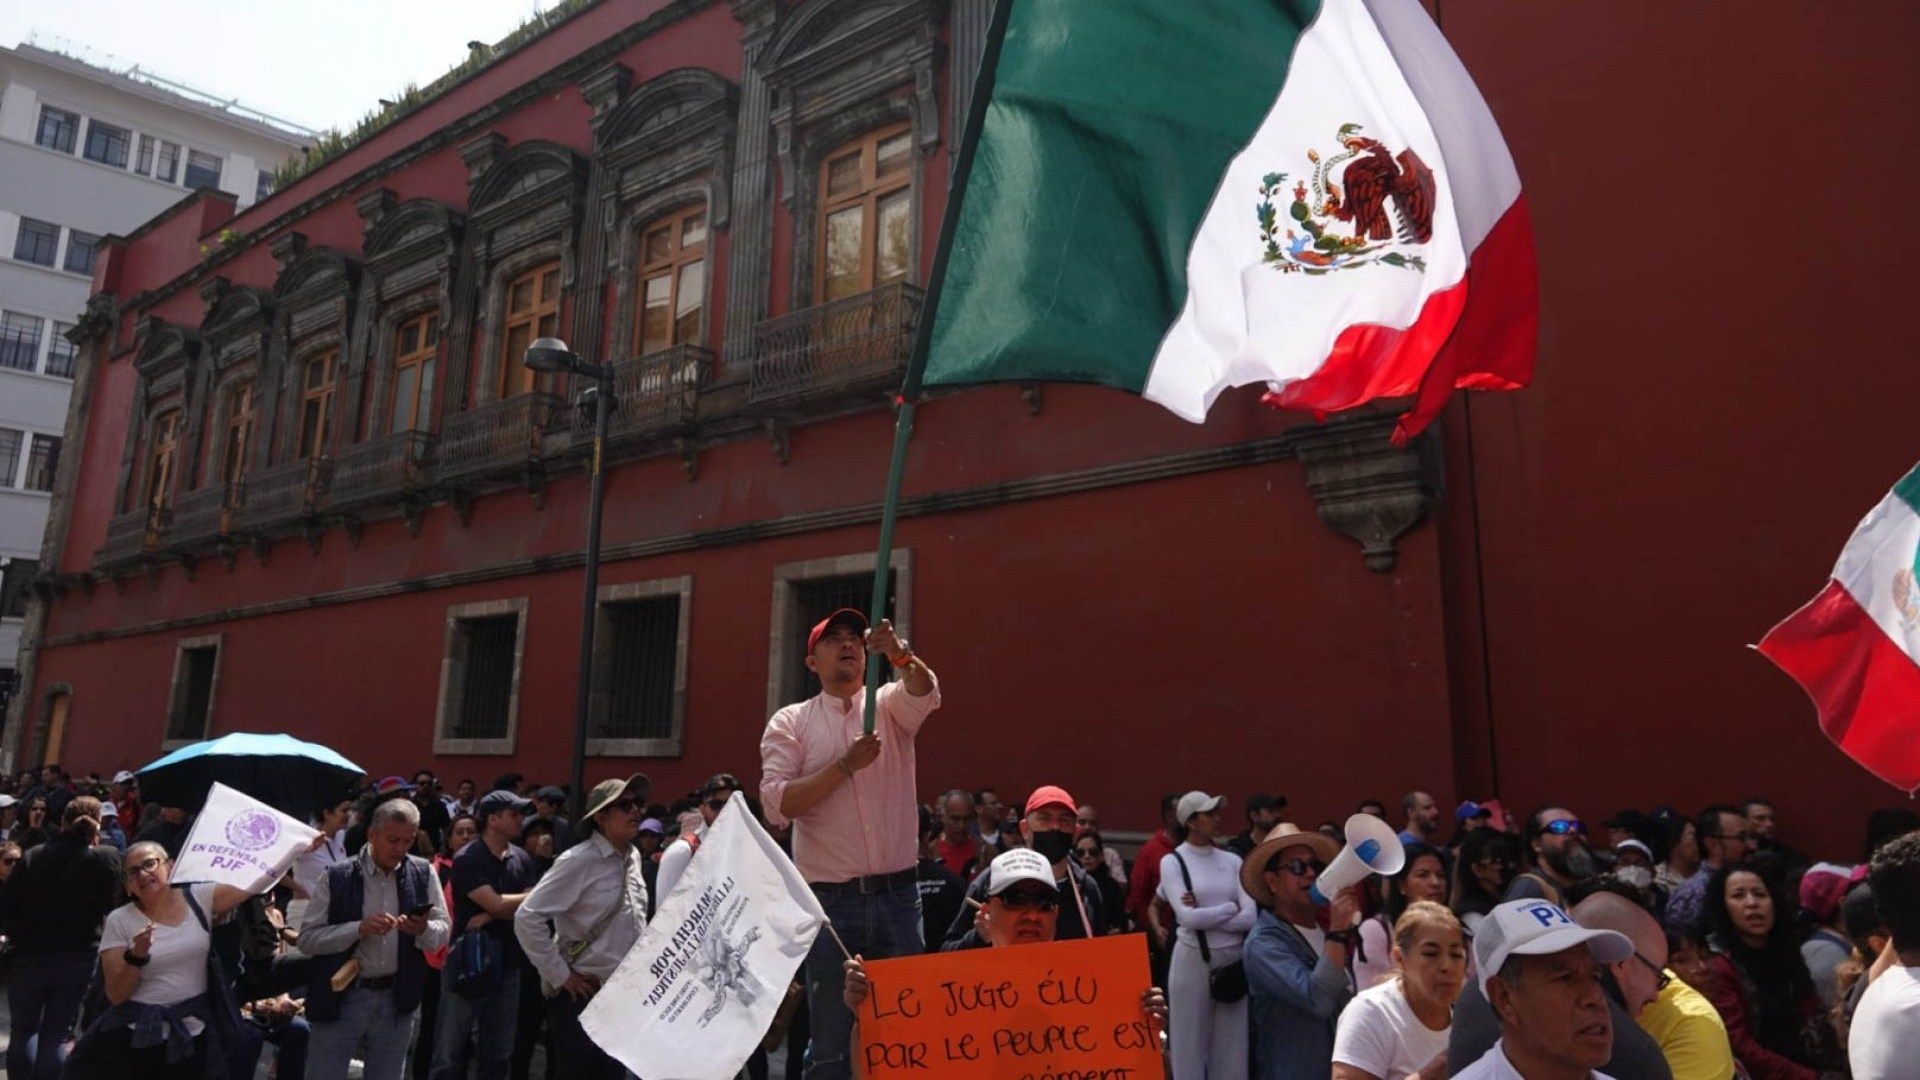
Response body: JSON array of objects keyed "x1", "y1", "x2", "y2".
[
  {"x1": 1542, "y1": 819, "x2": 1586, "y2": 836},
  {"x1": 995, "y1": 890, "x2": 1059, "y2": 912},
  {"x1": 125, "y1": 855, "x2": 166, "y2": 879},
  {"x1": 1278, "y1": 858, "x2": 1327, "y2": 877},
  {"x1": 1075, "y1": 846, "x2": 1102, "y2": 858},
  {"x1": 604, "y1": 797, "x2": 639, "y2": 813},
  {"x1": 1633, "y1": 952, "x2": 1672, "y2": 991}
]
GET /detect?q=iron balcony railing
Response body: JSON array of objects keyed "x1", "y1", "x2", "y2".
[
  {"x1": 330, "y1": 430, "x2": 436, "y2": 508},
  {"x1": 98, "y1": 505, "x2": 168, "y2": 565},
  {"x1": 436, "y1": 393, "x2": 561, "y2": 486},
  {"x1": 748, "y1": 282, "x2": 923, "y2": 405},
  {"x1": 233, "y1": 457, "x2": 330, "y2": 532},
  {"x1": 572, "y1": 345, "x2": 709, "y2": 444},
  {"x1": 167, "y1": 482, "x2": 241, "y2": 548}
]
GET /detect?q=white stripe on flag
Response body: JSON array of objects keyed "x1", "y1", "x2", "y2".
[{"x1": 1833, "y1": 489, "x2": 1920, "y2": 666}]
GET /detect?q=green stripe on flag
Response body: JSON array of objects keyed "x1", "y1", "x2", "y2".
[
  {"x1": 920, "y1": 0, "x2": 1324, "y2": 394},
  {"x1": 1893, "y1": 461, "x2": 1920, "y2": 517}
]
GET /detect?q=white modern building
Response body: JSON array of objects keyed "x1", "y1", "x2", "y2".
[{"x1": 0, "y1": 41, "x2": 311, "y2": 713}]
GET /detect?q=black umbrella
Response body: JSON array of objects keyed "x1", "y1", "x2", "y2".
[{"x1": 135, "y1": 732, "x2": 365, "y2": 819}]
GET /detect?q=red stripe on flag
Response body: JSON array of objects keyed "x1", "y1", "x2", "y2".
[
  {"x1": 1758, "y1": 579, "x2": 1920, "y2": 793},
  {"x1": 1260, "y1": 197, "x2": 1538, "y2": 440}
]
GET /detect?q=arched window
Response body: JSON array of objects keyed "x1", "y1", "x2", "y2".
[
  {"x1": 296, "y1": 350, "x2": 337, "y2": 459},
  {"x1": 391, "y1": 313, "x2": 438, "y2": 432},
  {"x1": 817, "y1": 123, "x2": 912, "y2": 302},
  {"x1": 499, "y1": 262, "x2": 560, "y2": 397},
  {"x1": 220, "y1": 380, "x2": 253, "y2": 487},
  {"x1": 636, "y1": 206, "x2": 706, "y2": 356},
  {"x1": 144, "y1": 409, "x2": 181, "y2": 511}
]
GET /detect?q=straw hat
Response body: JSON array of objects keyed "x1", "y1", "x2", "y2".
[{"x1": 1239, "y1": 823, "x2": 1341, "y2": 907}]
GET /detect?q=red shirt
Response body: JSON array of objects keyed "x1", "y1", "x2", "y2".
[
  {"x1": 1127, "y1": 829, "x2": 1176, "y2": 924},
  {"x1": 936, "y1": 835, "x2": 980, "y2": 878}
]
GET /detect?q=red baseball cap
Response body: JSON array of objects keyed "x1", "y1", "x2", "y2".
[
  {"x1": 807, "y1": 608, "x2": 869, "y2": 653},
  {"x1": 1025, "y1": 784, "x2": 1077, "y2": 816}
]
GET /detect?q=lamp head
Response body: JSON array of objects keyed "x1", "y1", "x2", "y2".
[{"x1": 524, "y1": 337, "x2": 577, "y2": 374}]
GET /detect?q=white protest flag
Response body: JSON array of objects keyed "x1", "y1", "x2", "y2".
[
  {"x1": 582, "y1": 791, "x2": 825, "y2": 1080},
  {"x1": 171, "y1": 781, "x2": 320, "y2": 892}
]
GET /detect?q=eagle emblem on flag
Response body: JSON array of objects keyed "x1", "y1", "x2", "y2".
[{"x1": 1256, "y1": 123, "x2": 1435, "y2": 274}]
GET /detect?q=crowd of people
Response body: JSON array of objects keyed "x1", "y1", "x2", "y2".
[{"x1": 0, "y1": 606, "x2": 1913, "y2": 1080}]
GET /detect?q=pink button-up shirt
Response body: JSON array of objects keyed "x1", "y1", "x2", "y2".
[{"x1": 759, "y1": 676, "x2": 940, "y2": 883}]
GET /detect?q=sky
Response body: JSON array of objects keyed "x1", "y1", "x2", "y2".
[{"x1": 1, "y1": 0, "x2": 573, "y2": 136}]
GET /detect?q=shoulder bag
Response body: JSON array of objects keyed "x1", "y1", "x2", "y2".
[{"x1": 1171, "y1": 851, "x2": 1247, "y2": 1003}]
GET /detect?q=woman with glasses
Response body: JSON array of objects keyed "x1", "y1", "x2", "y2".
[
  {"x1": 1157, "y1": 791, "x2": 1257, "y2": 1080},
  {"x1": 1353, "y1": 842, "x2": 1449, "y2": 991},
  {"x1": 1694, "y1": 860, "x2": 1843, "y2": 1079},
  {"x1": 0, "y1": 798, "x2": 120, "y2": 1080},
  {"x1": 1332, "y1": 901, "x2": 1466, "y2": 1080},
  {"x1": 1073, "y1": 830, "x2": 1129, "y2": 934},
  {"x1": 1448, "y1": 828, "x2": 1519, "y2": 934}
]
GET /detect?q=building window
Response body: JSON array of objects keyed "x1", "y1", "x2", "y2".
[
  {"x1": 143, "y1": 409, "x2": 182, "y2": 511},
  {"x1": 135, "y1": 133, "x2": 155, "y2": 176},
  {"x1": 589, "y1": 577, "x2": 692, "y2": 756},
  {"x1": 155, "y1": 140, "x2": 181, "y2": 183},
  {"x1": 184, "y1": 149, "x2": 223, "y2": 190},
  {"x1": 23, "y1": 434, "x2": 60, "y2": 493},
  {"x1": 82, "y1": 119, "x2": 132, "y2": 168},
  {"x1": 767, "y1": 551, "x2": 912, "y2": 714},
  {"x1": 0, "y1": 311, "x2": 44, "y2": 371},
  {"x1": 390, "y1": 313, "x2": 438, "y2": 433},
  {"x1": 0, "y1": 558, "x2": 38, "y2": 618},
  {"x1": 220, "y1": 382, "x2": 253, "y2": 487},
  {"x1": 296, "y1": 351, "x2": 336, "y2": 459},
  {"x1": 817, "y1": 125, "x2": 913, "y2": 302},
  {"x1": 13, "y1": 218, "x2": 60, "y2": 267},
  {"x1": 635, "y1": 207, "x2": 706, "y2": 356},
  {"x1": 0, "y1": 429, "x2": 21, "y2": 488},
  {"x1": 64, "y1": 230, "x2": 100, "y2": 276},
  {"x1": 35, "y1": 106, "x2": 78, "y2": 153},
  {"x1": 164, "y1": 636, "x2": 221, "y2": 744},
  {"x1": 255, "y1": 170, "x2": 274, "y2": 202},
  {"x1": 434, "y1": 599, "x2": 528, "y2": 754},
  {"x1": 45, "y1": 323, "x2": 77, "y2": 379},
  {"x1": 498, "y1": 262, "x2": 560, "y2": 398}
]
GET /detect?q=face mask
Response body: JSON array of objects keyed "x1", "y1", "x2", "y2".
[
  {"x1": 1029, "y1": 829, "x2": 1074, "y2": 865},
  {"x1": 1616, "y1": 866, "x2": 1653, "y2": 890}
]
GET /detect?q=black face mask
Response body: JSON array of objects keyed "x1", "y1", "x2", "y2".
[{"x1": 1029, "y1": 829, "x2": 1074, "y2": 865}]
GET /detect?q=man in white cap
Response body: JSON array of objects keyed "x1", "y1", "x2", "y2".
[
  {"x1": 1454, "y1": 898, "x2": 1636, "y2": 1080},
  {"x1": 109, "y1": 769, "x2": 140, "y2": 827},
  {"x1": 95, "y1": 799, "x2": 127, "y2": 851}
]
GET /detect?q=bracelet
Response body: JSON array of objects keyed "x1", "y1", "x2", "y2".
[
  {"x1": 124, "y1": 951, "x2": 151, "y2": 967},
  {"x1": 889, "y1": 652, "x2": 916, "y2": 669}
]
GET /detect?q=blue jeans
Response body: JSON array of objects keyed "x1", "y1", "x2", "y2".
[
  {"x1": 6, "y1": 949, "x2": 94, "y2": 1080},
  {"x1": 306, "y1": 987, "x2": 416, "y2": 1080},
  {"x1": 802, "y1": 879, "x2": 922, "y2": 1080},
  {"x1": 430, "y1": 964, "x2": 520, "y2": 1080}
]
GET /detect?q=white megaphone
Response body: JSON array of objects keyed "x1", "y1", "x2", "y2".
[{"x1": 1310, "y1": 813, "x2": 1407, "y2": 905}]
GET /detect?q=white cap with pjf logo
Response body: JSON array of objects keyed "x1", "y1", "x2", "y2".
[{"x1": 1473, "y1": 898, "x2": 1633, "y2": 996}]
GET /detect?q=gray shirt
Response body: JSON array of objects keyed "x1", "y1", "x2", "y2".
[
  {"x1": 514, "y1": 830, "x2": 648, "y2": 988},
  {"x1": 298, "y1": 847, "x2": 450, "y2": 977}
]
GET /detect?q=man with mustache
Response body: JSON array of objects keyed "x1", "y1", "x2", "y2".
[
  {"x1": 1453, "y1": 899, "x2": 1635, "y2": 1080},
  {"x1": 1504, "y1": 808, "x2": 1597, "y2": 908}
]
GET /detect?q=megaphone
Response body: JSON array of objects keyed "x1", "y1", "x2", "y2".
[{"x1": 1310, "y1": 813, "x2": 1406, "y2": 905}]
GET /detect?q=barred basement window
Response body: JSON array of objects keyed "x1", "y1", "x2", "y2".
[
  {"x1": 165, "y1": 637, "x2": 222, "y2": 744},
  {"x1": 434, "y1": 599, "x2": 528, "y2": 754},
  {"x1": 35, "y1": 106, "x2": 78, "y2": 153},
  {"x1": 765, "y1": 553, "x2": 913, "y2": 715},
  {"x1": 589, "y1": 577, "x2": 692, "y2": 757}
]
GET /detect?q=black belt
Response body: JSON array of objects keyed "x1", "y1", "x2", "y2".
[
  {"x1": 357, "y1": 975, "x2": 397, "y2": 991},
  {"x1": 813, "y1": 868, "x2": 916, "y2": 895}
]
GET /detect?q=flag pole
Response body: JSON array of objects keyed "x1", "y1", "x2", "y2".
[{"x1": 861, "y1": 0, "x2": 1017, "y2": 733}]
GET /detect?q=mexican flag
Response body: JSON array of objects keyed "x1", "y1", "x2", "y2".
[
  {"x1": 1758, "y1": 464, "x2": 1920, "y2": 793},
  {"x1": 919, "y1": 0, "x2": 1536, "y2": 439}
]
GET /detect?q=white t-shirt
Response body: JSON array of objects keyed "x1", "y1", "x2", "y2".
[
  {"x1": 99, "y1": 884, "x2": 218, "y2": 1028},
  {"x1": 1848, "y1": 963, "x2": 1920, "y2": 1079},
  {"x1": 1454, "y1": 1039, "x2": 1615, "y2": 1080},
  {"x1": 1333, "y1": 978, "x2": 1449, "y2": 1080}
]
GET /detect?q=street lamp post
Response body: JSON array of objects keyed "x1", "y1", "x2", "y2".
[{"x1": 524, "y1": 337, "x2": 616, "y2": 823}]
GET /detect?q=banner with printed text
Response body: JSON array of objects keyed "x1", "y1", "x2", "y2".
[{"x1": 170, "y1": 781, "x2": 320, "y2": 891}]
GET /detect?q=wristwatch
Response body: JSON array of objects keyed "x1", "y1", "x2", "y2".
[
  {"x1": 1325, "y1": 929, "x2": 1355, "y2": 947},
  {"x1": 124, "y1": 950, "x2": 151, "y2": 967}
]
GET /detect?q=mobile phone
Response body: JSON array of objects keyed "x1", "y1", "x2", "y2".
[{"x1": 407, "y1": 903, "x2": 433, "y2": 917}]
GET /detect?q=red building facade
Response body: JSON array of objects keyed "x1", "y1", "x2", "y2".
[{"x1": 8, "y1": 1, "x2": 1916, "y2": 856}]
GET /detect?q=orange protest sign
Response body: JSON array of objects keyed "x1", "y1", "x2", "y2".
[{"x1": 855, "y1": 934, "x2": 1165, "y2": 1080}]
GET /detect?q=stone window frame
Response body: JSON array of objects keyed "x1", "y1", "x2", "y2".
[
  {"x1": 765, "y1": 548, "x2": 912, "y2": 717},
  {"x1": 266, "y1": 242, "x2": 359, "y2": 468},
  {"x1": 762, "y1": 0, "x2": 942, "y2": 310},
  {"x1": 587, "y1": 574, "x2": 693, "y2": 758},
  {"x1": 433, "y1": 597, "x2": 530, "y2": 755},
  {"x1": 112, "y1": 320, "x2": 200, "y2": 517},
  {"x1": 194, "y1": 284, "x2": 275, "y2": 495},
  {"x1": 588, "y1": 66, "x2": 739, "y2": 366},
  {"x1": 162, "y1": 634, "x2": 222, "y2": 750},
  {"x1": 350, "y1": 195, "x2": 464, "y2": 442}
]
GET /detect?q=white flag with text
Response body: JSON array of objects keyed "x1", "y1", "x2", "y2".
[
  {"x1": 171, "y1": 781, "x2": 320, "y2": 892},
  {"x1": 582, "y1": 792, "x2": 825, "y2": 1080}
]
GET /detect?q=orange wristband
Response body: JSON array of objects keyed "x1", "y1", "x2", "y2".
[{"x1": 889, "y1": 652, "x2": 916, "y2": 669}]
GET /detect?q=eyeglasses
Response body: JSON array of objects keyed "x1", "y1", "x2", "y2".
[
  {"x1": 125, "y1": 855, "x2": 166, "y2": 879},
  {"x1": 1633, "y1": 953, "x2": 1672, "y2": 991},
  {"x1": 1542, "y1": 819, "x2": 1586, "y2": 836},
  {"x1": 995, "y1": 890, "x2": 1059, "y2": 912},
  {"x1": 1075, "y1": 847, "x2": 1102, "y2": 858},
  {"x1": 1278, "y1": 858, "x2": 1327, "y2": 877}
]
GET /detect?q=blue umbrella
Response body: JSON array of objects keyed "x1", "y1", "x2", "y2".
[{"x1": 136, "y1": 732, "x2": 365, "y2": 818}]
